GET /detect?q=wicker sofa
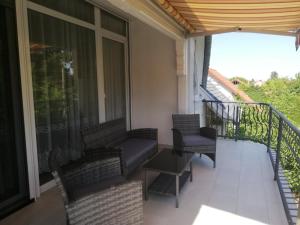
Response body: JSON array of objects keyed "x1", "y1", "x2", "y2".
[
  {"x1": 49, "y1": 148, "x2": 143, "y2": 225},
  {"x1": 81, "y1": 118, "x2": 158, "y2": 176}
]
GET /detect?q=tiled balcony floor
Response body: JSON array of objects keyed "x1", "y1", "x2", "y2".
[{"x1": 0, "y1": 139, "x2": 288, "y2": 225}]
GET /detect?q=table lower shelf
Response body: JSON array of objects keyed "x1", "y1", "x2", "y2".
[{"x1": 148, "y1": 171, "x2": 191, "y2": 196}]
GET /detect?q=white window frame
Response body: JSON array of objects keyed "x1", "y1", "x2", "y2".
[
  {"x1": 100, "y1": 19, "x2": 130, "y2": 129},
  {"x1": 16, "y1": 0, "x2": 40, "y2": 199},
  {"x1": 96, "y1": 8, "x2": 130, "y2": 126},
  {"x1": 16, "y1": 0, "x2": 130, "y2": 198}
]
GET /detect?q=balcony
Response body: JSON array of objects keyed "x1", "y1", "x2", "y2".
[
  {"x1": 0, "y1": 0, "x2": 299, "y2": 224},
  {"x1": 204, "y1": 100, "x2": 300, "y2": 225},
  {"x1": 0, "y1": 138, "x2": 290, "y2": 225}
]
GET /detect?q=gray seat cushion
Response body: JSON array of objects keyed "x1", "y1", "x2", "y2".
[
  {"x1": 117, "y1": 138, "x2": 157, "y2": 167},
  {"x1": 183, "y1": 135, "x2": 215, "y2": 147}
]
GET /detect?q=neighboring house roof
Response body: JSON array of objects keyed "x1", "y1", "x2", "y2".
[
  {"x1": 208, "y1": 68, "x2": 254, "y2": 103},
  {"x1": 207, "y1": 77, "x2": 234, "y2": 103},
  {"x1": 200, "y1": 82, "x2": 234, "y2": 120},
  {"x1": 30, "y1": 43, "x2": 50, "y2": 50},
  {"x1": 254, "y1": 80, "x2": 264, "y2": 86}
]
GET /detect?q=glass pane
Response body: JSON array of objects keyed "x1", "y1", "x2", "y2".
[
  {"x1": 101, "y1": 10, "x2": 126, "y2": 36},
  {"x1": 28, "y1": 10, "x2": 99, "y2": 180},
  {"x1": 103, "y1": 38, "x2": 126, "y2": 121},
  {"x1": 1, "y1": 0, "x2": 14, "y2": 8},
  {"x1": 0, "y1": 48, "x2": 19, "y2": 203},
  {"x1": 30, "y1": 0, "x2": 94, "y2": 24},
  {"x1": 0, "y1": 3, "x2": 28, "y2": 217}
]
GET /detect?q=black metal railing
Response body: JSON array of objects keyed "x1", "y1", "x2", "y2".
[{"x1": 204, "y1": 100, "x2": 300, "y2": 225}]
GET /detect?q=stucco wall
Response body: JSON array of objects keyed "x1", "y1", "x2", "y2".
[{"x1": 130, "y1": 19, "x2": 177, "y2": 145}]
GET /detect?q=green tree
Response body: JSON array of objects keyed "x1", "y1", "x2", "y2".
[
  {"x1": 236, "y1": 75, "x2": 300, "y2": 127},
  {"x1": 229, "y1": 74, "x2": 300, "y2": 195},
  {"x1": 270, "y1": 71, "x2": 279, "y2": 79}
]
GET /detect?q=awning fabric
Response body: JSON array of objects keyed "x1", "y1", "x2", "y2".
[{"x1": 153, "y1": 0, "x2": 300, "y2": 37}]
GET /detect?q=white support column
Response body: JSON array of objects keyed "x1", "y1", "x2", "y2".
[
  {"x1": 185, "y1": 36, "x2": 206, "y2": 126},
  {"x1": 176, "y1": 39, "x2": 188, "y2": 113},
  {"x1": 187, "y1": 38, "x2": 195, "y2": 114},
  {"x1": 15, "y1": 0, "x2": 40, "y2": 199},
  {"x1": 194, "y1": 37, "x2": 205, "y2": 95}
]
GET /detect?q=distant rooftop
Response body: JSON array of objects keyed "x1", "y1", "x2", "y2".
[{"x1": 208, "y1": 68, "x2": 254, "y2": 103}]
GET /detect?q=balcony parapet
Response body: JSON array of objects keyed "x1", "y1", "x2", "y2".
[{"x1": 203, "y1": 100, "x2": 300, "y2": 225}]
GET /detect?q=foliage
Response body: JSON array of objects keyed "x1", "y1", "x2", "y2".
[
  {"x1": 206, "y1": 80, "x2": 300, "y2": 195},
  {"x1": 229, "y1": 76, "x2": 249, "y2": 84},
  {"x1": 229, "y1": 73, "x2": 300, "y2": 195},
  {"x1": 236, "y1": 72, "x2": 300, "y2": 128},
  {"x1": 270, "y1": 71, "x2": 279, "y2": 80},
  {"x1": 31, "y1": 49, "x2": 77, "y2": 124}
]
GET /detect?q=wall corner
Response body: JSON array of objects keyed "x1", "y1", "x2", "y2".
[{"x1": 176, "y1": 39, "x2": 188, "y2": 113}]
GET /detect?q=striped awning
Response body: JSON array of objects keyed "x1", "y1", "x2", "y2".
[{"x1": 153, "y1": 0, "x2": 300, "y2": 37}]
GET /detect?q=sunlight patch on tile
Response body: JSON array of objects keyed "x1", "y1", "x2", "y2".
[{"x1": 192, "y1": 205, "x2": 268, "y2": 225}]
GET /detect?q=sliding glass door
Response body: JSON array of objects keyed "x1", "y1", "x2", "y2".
[
  {"x1": 28, "y1": 9, "x2": 99, "y2": 184},
  {"x1": 25, "y1": 2, "x2": 129, "y2": 185},
  {"x1": 103, "y1": 38, "x2": 126, "y2": 121},
  {"x1": 0, "y1": 0, "x2": 29, "y2": 218},
  {"x1": 101, "y1": 10, "x2": 128, "y2": 122}
]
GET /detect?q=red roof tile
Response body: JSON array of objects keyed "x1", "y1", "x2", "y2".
[{"x1": 208, "y1": 68, "x2": 254, "y2": 103}]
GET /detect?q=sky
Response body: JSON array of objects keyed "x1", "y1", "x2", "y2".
[{"x1": 210, "y1": 32, "x2": 300, "y2": 81}]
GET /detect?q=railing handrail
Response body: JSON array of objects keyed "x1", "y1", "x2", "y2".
[
  {"x1": 203, "y1": 99, "x2": 267, "y2": 105},
  {"x1": 203, "y1": 100, "x2": 300, "y2": 137},
  {"x1": 269, "y1": 104, "x2": 300, "y2": 137}
]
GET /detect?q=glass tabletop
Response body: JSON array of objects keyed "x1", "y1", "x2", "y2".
[{"x1": 143, "y1": 149, "x2": 194, "y2": 175}]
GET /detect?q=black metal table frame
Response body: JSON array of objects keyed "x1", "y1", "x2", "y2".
[{"x1": 144, "y1": 159, "x2": 193, "y2": 208}]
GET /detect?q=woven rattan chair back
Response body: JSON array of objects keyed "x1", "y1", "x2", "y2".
[
  {"x1": 81, "y1": 118, "x2": 127, "y2": 150},
  {"x1": 172, "y1": 114, "x2": 200, "y2": 135}
]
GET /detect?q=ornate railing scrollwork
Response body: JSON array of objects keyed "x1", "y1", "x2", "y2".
[{"x1": 204, "y1": 100, "x2": 300, "y2": 225}]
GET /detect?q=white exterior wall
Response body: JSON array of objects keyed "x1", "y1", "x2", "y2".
[
  {"x1": 187, "y1": 37, "x2": 206, "y2": 126},
  {"x1": 130, "y1": 19, "x2": 178, "y2": 145},
  {"x1": 100, "y1": 0, "x2": 189, "y2": 145}
]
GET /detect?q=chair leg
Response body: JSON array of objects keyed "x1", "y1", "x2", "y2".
[{"x1": 213, "y1": 153, "x2": 216, "y2": 168}]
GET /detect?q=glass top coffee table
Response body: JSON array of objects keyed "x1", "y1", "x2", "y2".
[{"x1": 143, "y1": 149, "x2": 194, "y2": 208}]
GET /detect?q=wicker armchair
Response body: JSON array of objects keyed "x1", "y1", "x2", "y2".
[
  {"x1": 49, "y1": 148, "x2": 143, "y2": 225},
  {"x1": 172, "y1": 114, "x2": 217, "y2": 168}
]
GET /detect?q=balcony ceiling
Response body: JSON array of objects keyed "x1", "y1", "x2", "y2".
[{"x1": 153, "y1": 0, "x2": 300, "y2": 36}]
